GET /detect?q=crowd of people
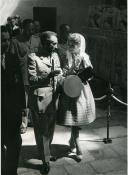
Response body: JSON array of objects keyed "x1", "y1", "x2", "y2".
[{"x1": 1, "y1": 15, "x2": 96, "y2": 175}]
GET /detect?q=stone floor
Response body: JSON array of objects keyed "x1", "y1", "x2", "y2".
[{"x1": 18, "y1": 105, "x2": 127, "y2": 175}]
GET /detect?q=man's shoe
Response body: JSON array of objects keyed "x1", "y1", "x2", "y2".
[{"x1": 41, "y1": 162, "x2": 50, "y2": 174}]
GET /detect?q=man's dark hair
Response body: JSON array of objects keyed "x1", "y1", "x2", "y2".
[
  {"x1": 7, "y1": 17, "x2": 12, "y2": 22},
  {"x1": 40, "y1": 31, "x2": 57, "y2": 45},
  {"x1": 22, "y1": 19, "x2": 33, "y2": 29},
  {"x1": 59, "y1": 24, "x2": 71, "y2": 32}
]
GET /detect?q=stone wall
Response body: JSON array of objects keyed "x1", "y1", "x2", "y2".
[
  {"x1": 83, "y1": 27, "x2": 127, "y2": 100},
  {"x1": 11, "y1": 0, "x2": 101, "y2": 32},
  {"x1": 1, "y1": 0, "x2": 127, "y2": 99}
]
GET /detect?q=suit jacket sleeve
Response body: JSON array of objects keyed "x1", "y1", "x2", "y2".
[{"x1": 28, "y1": 53, "x2": 49, "y2": 87}]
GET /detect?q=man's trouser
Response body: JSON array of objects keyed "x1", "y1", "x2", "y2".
[
  {"x1": 31, "y1": 109, "x2": 55, "y2": 162},
  {"x1": 30, "y1": 93, "x2": 56, "y2": 163}
]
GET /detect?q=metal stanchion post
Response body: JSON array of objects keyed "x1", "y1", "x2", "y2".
[
  {"x1": 93, "y1": 76, "x2": 127, "y2": 143},
  {"x1": 103, "y1": 82, "x2": 113, "y2": 144}
]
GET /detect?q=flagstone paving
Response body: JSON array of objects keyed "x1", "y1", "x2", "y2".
[{"x1": 18, "y1": 106, "x2": 127, "y2": 175}]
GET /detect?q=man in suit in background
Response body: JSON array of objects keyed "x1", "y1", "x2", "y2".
[{"x1": 1, "y1": 26, "x2": 25, "y2": 175}]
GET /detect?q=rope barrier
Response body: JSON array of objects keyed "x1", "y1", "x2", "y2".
[
  {"x1": 92, "y1": 80, "x2": 127, "y2": 144},
  {"x1": 111, "y1": 95, "x2": 128, "y2": 106},
  {"x1": 94, "y1": 95, "x2": 107, "y2": 101},
  {"x1": 94, "y1": 94, "x2": 127, "y2": 106}
]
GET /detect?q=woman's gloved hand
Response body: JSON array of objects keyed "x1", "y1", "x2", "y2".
[{"x1": 77, "y1": 66, "x2": 94, "y2": 82}]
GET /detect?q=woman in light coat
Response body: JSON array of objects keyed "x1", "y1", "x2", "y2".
[{"x1": 57, "y1": 33, "x2": 96, "y2": 160}]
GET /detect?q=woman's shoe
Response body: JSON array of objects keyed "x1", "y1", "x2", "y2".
[
  {"x1": 41, "y1": 162, "x2": 50, "y2": 174},
  {"x1": 68, "y1": 148, "x2": 77, "y2": 156}
]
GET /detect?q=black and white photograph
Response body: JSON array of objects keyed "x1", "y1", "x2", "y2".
[{"x1": 0, "y1": 0, "x2": 127, "y2": 174}]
